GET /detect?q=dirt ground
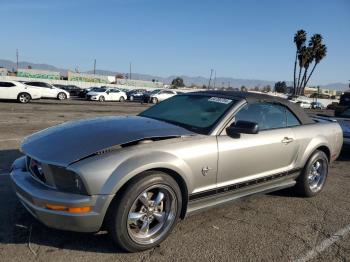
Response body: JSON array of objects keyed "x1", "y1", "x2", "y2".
[{"x1": 0, "y1": 99, "x2": 349, "y2": 261}]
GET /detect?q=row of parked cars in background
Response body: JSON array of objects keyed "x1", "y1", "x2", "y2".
[
  {"x1": 0, "y1": 80, "x2": 180, "y2": 104},
  {"x1": 0, "y1": 80, "x2": 70, "y2": 103}
]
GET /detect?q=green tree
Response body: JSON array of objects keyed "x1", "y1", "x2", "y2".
[
  {"x1": 262, "y1": 85, "x2": 271, "y2": 93},
  {"x1": 274, "y1": 81, "x2": 287, "y2": 93},
  {"x1": 171, "y1": 77, "x2": 185, "y2": 88}
]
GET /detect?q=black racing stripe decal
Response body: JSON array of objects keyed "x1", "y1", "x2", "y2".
[{"x1": 188, "y1": 168, "x2": 302, "y2": 201}]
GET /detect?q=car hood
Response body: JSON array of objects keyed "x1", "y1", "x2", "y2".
[{"x1": 21, "y1": 116, "x2": 195, "y2": 167}]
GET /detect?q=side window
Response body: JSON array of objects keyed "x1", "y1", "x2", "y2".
[
  {"x1": 286, "y1": 109, "x2": 300, "y2": 127},
  {"x1": 234, "y1": 103, "x2": 287, "y2": 131}
]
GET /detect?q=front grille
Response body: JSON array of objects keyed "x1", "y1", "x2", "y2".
[
  {"x1": 86, "y1": 95, "x2": 92, "y2": 100},
  {"x1": 27, "y1": 156, "x2": 46, "y2": 183}
]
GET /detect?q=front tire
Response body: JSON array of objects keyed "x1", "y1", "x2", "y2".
[
  {"x1": 107, "y1": 171, "x2": 182, "y2": 252},
  {"x1": 130, "y1": 96, "x2": 134, "y2": 101},
  {"x1": 57, "y1": 92, "x2": 67, "y2": 100},
  {"x1": 152, "y1": 97, "x2": 158, "y2": 104},
  {"x1": 17, "y1": 93, "x2": 31, "y2": 103},
  {"x1": 99, "y1": 96, "x2": 105, "y2": 102},
  {"x1": 295, "y1": 150, "x2": 329, "y2": 197}
]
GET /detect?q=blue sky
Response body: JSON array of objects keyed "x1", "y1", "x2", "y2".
[{"x1": 1, "y1": 0, "x2": 349, "y2": 85}]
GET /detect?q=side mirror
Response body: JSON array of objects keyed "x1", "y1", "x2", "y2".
[
  {"x1": 226, "y1": 120, "x2": 259, "y2": 136},
  {"x1": 106, "y1": 91, "x2": 110, "y2": 94}
]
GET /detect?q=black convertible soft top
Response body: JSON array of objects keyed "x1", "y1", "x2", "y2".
[{"x1": 191, "y1": 91, "x2": 314, "y2": 125}]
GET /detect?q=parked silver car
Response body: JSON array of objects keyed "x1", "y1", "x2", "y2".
[{"x1": 10, "y1": 91, "x2": 343, "y2": 252}]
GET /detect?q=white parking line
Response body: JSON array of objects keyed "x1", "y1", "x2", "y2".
[
  {"x1": 0, "y1": 138, "x2": 22, "y2": 142},
  {"x1": 295, "y1": 224, "x2": 350, "y2": 262}
]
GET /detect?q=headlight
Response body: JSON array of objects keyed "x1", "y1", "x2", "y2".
[{"x1": 49, "y1": 166, "x2": 88, "y2": 195}]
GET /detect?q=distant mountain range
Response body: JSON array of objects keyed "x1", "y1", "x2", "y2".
[{"x1": 0, "y1": 59, "x2": 348, "y2": 91}]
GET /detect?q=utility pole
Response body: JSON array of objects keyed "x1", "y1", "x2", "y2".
[
  {"x1": 213, "y1": 70, "x2": 216, "y2": 89},
  {"x1": 208, "y1": 69, "x2": 213, "y2": 90},
  {"x1": 129, "y1": 62, "x2": 132, "y2": 80},
  {"x1": 93, "y1": 59, "x2": 96, "y2": 75},
  {"x1": 16, "y1": 49, "x2": 19, "y2": 71}
]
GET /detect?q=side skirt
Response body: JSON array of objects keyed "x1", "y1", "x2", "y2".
[{"x1": 186, "y1": 169, "x2": 301, "y2": 216}]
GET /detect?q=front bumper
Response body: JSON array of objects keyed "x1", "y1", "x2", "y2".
[
  {"x1": 88, "y1": 96, "x2": 99, "y2": 101},
  {"x1": 10, "y1": 157, "x2": 114, "y2": 232}
]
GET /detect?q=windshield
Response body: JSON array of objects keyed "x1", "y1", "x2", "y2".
[
  {"x1": 94, "y1": 88, "x2": 107, "y2": 92},
  {"x1": 149, "y1": 89, "x2": 161, "y2": 94},
  {"x1": 139, "y1": 94, "x2": 237, "y2": 134}
]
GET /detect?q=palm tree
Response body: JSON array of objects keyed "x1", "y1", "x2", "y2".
[
  {"x1": 296, "y1": 46, "x2": 309, "y2": 94},
  {"x1": 299, "y1": 46, "x2": 314, "y2": 91},
  {"x1": 302, "y1": 44, "x2": 327, "y2": 91},
  {"x1": 293, "y1": 30, "x2": 306, "y2": 95}
]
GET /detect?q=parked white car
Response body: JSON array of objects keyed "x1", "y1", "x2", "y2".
[
  {"x1": 0, "y1": 81, "x2": 41, "y2": 103},
  {"x1": 25, "y1": 81, "x2": 70, "y2": 100},
  {"x1": 150, "y1": 89, "x2": 177, "y2": 104},
  {"x1": 297, "y1": 100, "x2": 312, "y2": 109},
  {"x1": 86, "y1": 87, "x2": 127, "y2": 102}
]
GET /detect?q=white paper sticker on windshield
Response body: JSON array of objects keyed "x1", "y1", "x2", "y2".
[{"x1": 208, "y1": 97, "x2": 232, "y2": 104}]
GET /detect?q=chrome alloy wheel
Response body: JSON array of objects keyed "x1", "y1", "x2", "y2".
[
  {"x1": 308, "y1": 159, "x2": 327, "y2": 192},
  {"x1": 127, "y1": 184, "x2": 177, "y2": 245},
  {"x1": 18, "y1": 93, "x2": 30, "y2": 103}
]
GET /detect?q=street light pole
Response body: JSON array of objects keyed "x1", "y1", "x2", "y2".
[
  {"x1": 208, "y1": 69, "x2": 213, "y2": 90},
  {"x1": 16, "y1": 49, "x2": 19, "y2": 71},
  {"x1": 93, "y1": 59, "x2": 96, "y2": 75},
  {"x1": 129, "y1": 62, "x2": 132, "y2": 80}
]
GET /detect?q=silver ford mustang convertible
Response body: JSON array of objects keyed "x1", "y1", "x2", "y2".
[{"x1": 11, "y1": 91, "x2": 343, "y2": 252}]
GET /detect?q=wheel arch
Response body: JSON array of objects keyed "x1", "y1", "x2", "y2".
[
  {"x1": 17, "y1": 92, "x2": 32, "y2": 99},
  {"x1": 107, "y1": 167, "x2": 189, "y2": 220}
]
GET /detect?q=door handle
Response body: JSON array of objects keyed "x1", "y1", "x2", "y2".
[{"x1": 281, "y1": 137, "x2": 294, "y2": 144}]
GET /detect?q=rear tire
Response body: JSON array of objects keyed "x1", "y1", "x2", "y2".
[
  {"x1": 57, "y1": 92, "x2": 67, "y2": 100},
  {"x1": 119, "y1": 96, "x2": 125, "y2": 102},
  {"x1": 17, "y1": 93, "x2": 31, "y2": 103},
  {"x1": 130, "y1": 96, "x2": 134, "y2": 101},
  {"x1": 107, "y1": 171, "x2": 182, "y2": 252},
  {"x1": 295, "y1": 150, "x2": 328, "y2": 197}
]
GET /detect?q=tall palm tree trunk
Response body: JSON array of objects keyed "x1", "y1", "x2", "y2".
[
  {"x1": 303, "y1": 63, "x2": 318, "y2": 90},
  {"x1": 293, "y1": 52, "x2": 298, "y2": 95},
  {"x1": 296, "y1": 66, "x2": 303, "y2": 95},
  {"x1": 300, "y1": 69, "x2": 308, "y2": 95}
]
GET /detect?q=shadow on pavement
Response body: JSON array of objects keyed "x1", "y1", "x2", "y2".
[{"x1": 0, "y1": 149, "x2": 22, "y2": 173}]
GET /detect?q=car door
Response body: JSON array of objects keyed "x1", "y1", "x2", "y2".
[
  {"x1": 0, "y1": 82, "x2": 10, "y2": 99},
  {"x1": 217, "y1": 102, "x2": 300, "y2": 187},
  {"x1": 110, "y1": 89, "x2": 121, "y2": 101},
  {"x1": 43, "y1": 83, "x2": 58, "y2": 98}
]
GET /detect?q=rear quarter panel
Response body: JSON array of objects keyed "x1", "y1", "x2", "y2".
[{"x1": 291, "y1": 122, "x2": 343, "y2": 168}]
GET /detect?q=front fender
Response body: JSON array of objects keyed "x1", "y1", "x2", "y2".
[{"x1": 100, "y1": 151, "x2": 193, "y2": 195}]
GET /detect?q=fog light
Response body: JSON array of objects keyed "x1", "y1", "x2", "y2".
[{"x1": 46, "y1": 204, "x2": 91, "y2": 213}]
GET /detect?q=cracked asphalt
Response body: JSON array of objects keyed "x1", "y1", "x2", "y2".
[{"x1": 0, "y1": 99, "x2": 349, "y2": 261}]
